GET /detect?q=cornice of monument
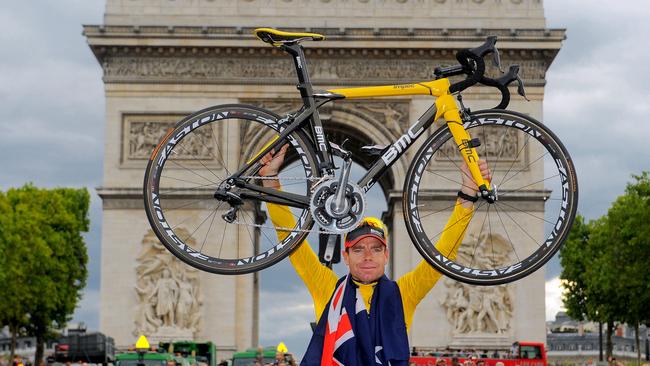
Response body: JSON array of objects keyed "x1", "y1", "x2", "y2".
[
  {"x1": 84, "y1": 26, "x2": 564, "y2": 87},
  {"x1": 84, "y1": 25, "x2": 565, "y2": 46}
]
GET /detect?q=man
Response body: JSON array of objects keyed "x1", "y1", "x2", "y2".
[{"x1": 260, "y1": 145, "x2": 490, "y2": 366}]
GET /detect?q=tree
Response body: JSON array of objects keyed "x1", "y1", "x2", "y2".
[
  {"x1": 560, "y1": 172, "x2": 650, "y2": 364},
  {"x1": 560, "y1": 216, "x2": 626, "y2": 360},
  {"x1": 0, "y1": 185, "x2": 90, "y2": 366},
  {"x1": 0, "y1": 189, "x2": 43, "y2": 363},
  {"x1": 602, "y1": 172, "x2": 650, "y2": 366}
]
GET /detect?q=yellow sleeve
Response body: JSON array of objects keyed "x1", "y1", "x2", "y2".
[
  {"x1": 266, "y1": 202, "x2": 338, "y2": 322},
  {"x1": 397, "y1": 201, "x2": 474, "y2": 332}
]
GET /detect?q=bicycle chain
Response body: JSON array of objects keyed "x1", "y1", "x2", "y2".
[
  {"x1": 231, "y1": 175, "x2": 337, "y2": 234},
  {"x1": 230, "y1": 218, "x2": 338, "y2": 235}
]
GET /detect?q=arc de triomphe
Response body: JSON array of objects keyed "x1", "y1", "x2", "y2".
[{"x1": 86, "y1": 0, "x2": 564, "y2": 357}]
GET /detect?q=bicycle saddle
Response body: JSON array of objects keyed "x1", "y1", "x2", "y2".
[{"x1": 254, "y1": 28, "x2": 325, "y2": 46}]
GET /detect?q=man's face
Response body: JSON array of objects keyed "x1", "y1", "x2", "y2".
[{"x1": 343, "y1": 237, "x2": 388, "y2": 283}]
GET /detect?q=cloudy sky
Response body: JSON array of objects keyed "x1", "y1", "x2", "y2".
[{"x1": 1, "y1": 0, "x2": 649, "y2": 359}]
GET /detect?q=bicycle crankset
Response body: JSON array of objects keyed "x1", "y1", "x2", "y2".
[{"x1": 310, "y1": 179, "x2": 366, "y2": 234}]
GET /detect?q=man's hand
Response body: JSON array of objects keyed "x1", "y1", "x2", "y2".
[
  {"x1": 459, "y1": 159, "x2": 491, "y2": 204},
  {"x1": 259, "y1": 144, "x2": 288, "y2": 177}
]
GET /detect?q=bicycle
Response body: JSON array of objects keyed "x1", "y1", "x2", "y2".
[{"x1": 143, "y1": 28, "x2": 578, "y2": 285}]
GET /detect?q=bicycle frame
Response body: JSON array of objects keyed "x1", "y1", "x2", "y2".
[{"x1": 227, "y1": 43, "x2": 490, "y2": 208}]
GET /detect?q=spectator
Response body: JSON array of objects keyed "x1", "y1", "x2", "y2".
[
  {"x1": 451, "y1": 357, "x2": 460, "y2": 366},
  {"x1": 477, "y1": 360, "x2": 485, "y2": 366},
  {"x1": 437, "y1": 358, "x2": 448, "y2": 366}
]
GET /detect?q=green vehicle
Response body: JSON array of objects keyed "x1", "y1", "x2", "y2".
[
  {"x1": 158, "y1": 341, "x2": 217, "y2": 366},
  {"x1": 114, "y1": 351, "x2": 189, "y2": 366},
  {"x1": 231, "y1": 346, "x2": 295, "y2": 366}
]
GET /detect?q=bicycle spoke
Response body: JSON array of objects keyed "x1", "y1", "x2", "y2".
[
  {"x1": 469, "y1": 203, "x2": 491, "y2": 269},
  {"x1": 181, "y1": 207, "x2": 220, "y2": 245},
  {"x1": 217, "y1": 215, "x2": 228, "y2": 259},
  {"x1": 498, "y1": 173, "x2": 560, "y2": 197},
  {"x1": 497, "y1": 200, "x2": 557, "y2": 226},
  {"x1": 226, "y1": 122, "x2": 230, "y2": 172},
  {"x1": 161, "y1": 175, "x2": 218, "y2": 187},
  {"x1": 158, "y1": 182, "x2": 217, "y2": 196},
  {"x1": 163, "y1": 197, "x2": 215, "y2": 212},
  {"x1": 424, "y1": 167, "x2": 478, "y2": 193},
  {"x1": 497, "y1": 133, "x2": 531, "y2": 188},
  {"x1": 438, "y1": 142, "x2": 476, "y2": 189},
  {"x1": 241, "y1": 208, "x2": 260, "y2": 255},
  {"x1": 168, "y1": 158, "x2": 218, "y2": 185},
  {"x1": 487, "y1": 205, "x2": 495, "y2": 266},
  {"x1": 493, "y1": 203, "x2": 521, "y2": 263},
  {"x1": 418, "y1": 200, "x2": 467, "y2": 221},
  {"x1": 211, "y1": 122, "x2": 231, "y2": 176},
  {"x1": 199, "y1": 204, "x2": 221, "y2": 254},
  {"x1": 171, "y1": 202, "x2": 221, "y2": 230},
  {"x1": 499, "y1": 151, "x2": 549, "y2": 188},
  {"x1": 245, "y1": 209, "x2": 278, "y2": 253},
  {"x1": 426, "y1": 200, "x2": 488, "y2": 246},
  {"x1": 173, "y1": 136, "x2": 224, "y2": 182},
  {"x1": 498, "y1": 205, "x2": 542, "y2": 249}
]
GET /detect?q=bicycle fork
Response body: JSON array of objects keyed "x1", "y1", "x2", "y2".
[{"x1": 435, "y1": 94, "x2": 497, "y2": 203}]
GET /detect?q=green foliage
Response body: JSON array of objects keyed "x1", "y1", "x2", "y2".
[
  {"x1": 605, "y1": 172, "x2": 650, "y2": 326},
  {"x1": 559, "y1": 172, "x2": 650, "y2": 362},
  {"x1": 0, "y1": 184, "x2": 90, "y2": 363}
]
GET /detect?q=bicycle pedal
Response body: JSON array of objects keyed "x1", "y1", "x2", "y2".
[{"x1": 361, "y1": 144, "x2": 389, "y2": 156}]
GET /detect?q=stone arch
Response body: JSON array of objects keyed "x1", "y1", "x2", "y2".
[{"x1": 323, "y1": 100, "x2": 410, "y2": 198}]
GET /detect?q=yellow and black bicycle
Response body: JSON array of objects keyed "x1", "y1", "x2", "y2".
[{"x1": 144, "y1": 28, "x2": 578, "y2": 285}]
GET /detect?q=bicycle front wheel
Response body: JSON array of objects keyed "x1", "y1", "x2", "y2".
[
  {"x1": 144, "y1": 104, "x2": 320, "y2": 274},
  {"x1": 403, "y1": 109, "x2": 578, "y2": 285}
]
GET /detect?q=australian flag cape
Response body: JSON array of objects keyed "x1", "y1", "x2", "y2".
[{"x1": 301, "y1": 274, "x2": 410, "y2": 366}]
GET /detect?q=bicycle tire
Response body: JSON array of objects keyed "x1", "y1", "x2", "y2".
[
  {"x1": 144, "y1": 104, "x2": 321, "y2": 274},
  {"x1": 403, "y1": 109, "x2": 578, "y2": 285}
]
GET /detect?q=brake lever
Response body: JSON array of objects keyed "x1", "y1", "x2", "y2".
[
  {"x1": 495, "y1": 64, "x2": 528, "y2": 101},
  {"x1": 493, "y1": 46, "x2": 503, "y2": 73},
  {"x1": 515, "y1": 74, "x2": 529, "y2": 101}
]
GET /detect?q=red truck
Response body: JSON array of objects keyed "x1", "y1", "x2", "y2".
[{"x1": 410, "y1": 342, "x2": 546, "y2": 366}]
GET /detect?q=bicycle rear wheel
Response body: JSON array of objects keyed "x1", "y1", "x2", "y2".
[
  {"x1": 403, "y1": 109, "x2": 578, "y2": 285},
  {"x1": 144, "y1": 104, "x2": 320, "y2": 274}
]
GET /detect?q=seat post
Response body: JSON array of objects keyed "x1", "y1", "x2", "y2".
[
  {"x1": 282, "y1": 43, "x2": 315, "y2": 104},
  {"x1": 281, "y1": 42, "x2": 335, "y2": 173}
]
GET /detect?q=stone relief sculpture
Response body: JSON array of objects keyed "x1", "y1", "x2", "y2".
[
  {"x1": 440, "y1": 233, "x2": 514, "y2": 334},
  {"x1": 133, "y1": 229, "x2": 203, "y2": 337},
  {"x1": 437, "y1": 126, "x2": 520, "y2": 163},
  {"x1": 128, "y1": 119, "x2": 219, "y2": 162},
  {"x1": 104, "y1": 56, "x2": 548, "y2": 85}
]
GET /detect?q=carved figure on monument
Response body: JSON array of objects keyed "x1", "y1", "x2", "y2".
[
  {"x1": 133, "y1": 230, "x2": 203, "y2": 337},
  {"x1": 128, "y1": 120, "x2": 217, "y2": 161},
  {"x1": 153, "y1": 269, "x2": 178, "y2": 327},
  {"x1": 441, "y1": 233, "x2": 514, "y2": 335}
]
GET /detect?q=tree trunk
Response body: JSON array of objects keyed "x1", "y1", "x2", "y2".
[
  {"x1": 34, "y1": 332, "x2": 45, "y2": 366},
  {"x1": 599, "y1": 321, "x2": 604, "y2": 362},
  {"x1": 606, "y1": 320, "x2": 614, "y2": 360},
  {"x1": 636, "y1": 321, "x2": 641, "y2": 366}
]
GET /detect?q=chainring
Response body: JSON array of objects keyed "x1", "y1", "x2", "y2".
[{"x1": 309, "y1": 179, "x2": 366, "y2": 234}]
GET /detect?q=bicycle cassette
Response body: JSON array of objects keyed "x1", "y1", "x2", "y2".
[{"x1": 309, "y1": 179, "x2": 366, "y2": 234}]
